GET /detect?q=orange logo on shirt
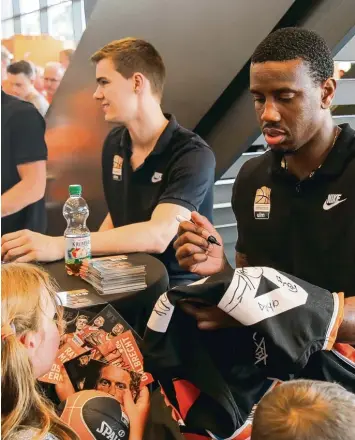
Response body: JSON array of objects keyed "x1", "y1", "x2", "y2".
[
  {"x1": 254, "y1": 186, "x2": 271, "y2": 204},
  {"x1": 254, "y1": 186, "x2": 271, "y2": 220}
]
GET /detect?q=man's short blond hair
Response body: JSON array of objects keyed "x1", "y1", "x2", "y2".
[
  {"x1": 251, "y1": 380, "x2": 355, "y2": 440},
  {"x1": 90, "y1": 37, "x2": 166, "y2": 99}
]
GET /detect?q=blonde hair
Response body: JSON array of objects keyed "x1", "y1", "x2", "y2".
[
  {"x1": 251, "y1": 379, "x2": 355, "y2": 440},
  {"x1": 90, "y1": 37, "x2": 166, "y2": 98},
  {"x1": 1, "y1": 263, "x2": 79, "y2": 440}
]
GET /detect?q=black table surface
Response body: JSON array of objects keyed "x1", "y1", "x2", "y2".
[{"x1": 44, "y1": 253, "x2": 169, "y2": 335}]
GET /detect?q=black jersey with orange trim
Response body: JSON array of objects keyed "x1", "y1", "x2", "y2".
[{"x1": 143, "y1": 268, "x2": 354, "y2": 439}]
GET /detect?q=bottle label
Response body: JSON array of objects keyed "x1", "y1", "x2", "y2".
[{"x1": 65, "y1": 236, "x2": 91, "y2": 264}]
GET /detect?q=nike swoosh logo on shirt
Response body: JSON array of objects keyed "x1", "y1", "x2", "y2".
[{"x1": 323, "y1": 198, "x2": 347, "y2": 210}]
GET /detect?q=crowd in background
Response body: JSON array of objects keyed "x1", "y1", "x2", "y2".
[{"x1": 1, "y1": 45, "x2": 74, "y2": 116}]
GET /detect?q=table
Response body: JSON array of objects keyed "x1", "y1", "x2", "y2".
[{"x1": 45, "y1": 253, "x2": 169, "y2": 336}]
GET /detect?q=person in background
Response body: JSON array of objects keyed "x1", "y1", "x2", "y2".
[
  {"x1": 1, "y1": 90, "x2": 48, "y2": 236},
  {"x1": 1, "y1": 37, "x2": 216, "y2": 287},
  {"x1": 59, "y1": 49, "x2": 75, "y2": 69},
  {"x1": 43, "y1": 62, "x2": 65, "y2": 104},
  {"x1": 7, "y1": 60, "x2": 49, "y2": 116},
  {"x1": 251, "y1": 380, "x2": 355, "y2": 440},
  {"x1": 1, "y1": 262, "x2": 79, "y2": 440},
  {"x1": 1, "y1": 45, "x2": 13, "y2": 93},
  {"x1": 34, "y1": 64, "x2": 45, "y2": 94}
]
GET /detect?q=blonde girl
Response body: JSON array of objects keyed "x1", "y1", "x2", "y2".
[{"x1": 1, "y1": 262, "x2": 79, "y2": 440}]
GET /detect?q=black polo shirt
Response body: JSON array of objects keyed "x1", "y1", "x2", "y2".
[
  {"x1": 102, "y1": 114, "x2": 216, "y2": 285},
  {"x1": 232, "y1": 123, "x2": 355, "y2": 297},
  {"x1": 1, "y1": 91, "x2": 47, "y2": 236}
]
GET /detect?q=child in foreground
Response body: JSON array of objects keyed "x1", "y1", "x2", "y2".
[{"x1": 1, "y1": 262, "x2": 149, "y2": 440}]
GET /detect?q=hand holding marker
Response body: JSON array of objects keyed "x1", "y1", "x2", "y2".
[{"x1": 176, "y1": 215, "x2": 221, "y2": 246}]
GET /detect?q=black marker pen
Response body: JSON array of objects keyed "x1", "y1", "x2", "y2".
[{"x1": 176, "y1": 215, "x2": 221, "y2": 246}]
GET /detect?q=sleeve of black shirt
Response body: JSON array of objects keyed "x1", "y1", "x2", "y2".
[
  {"x1": 158, "y1": 144, "x2": 216, "y2": 212},
  {"x1": 232, "y1": 163, "x2": 248, "y2": 254},
  {"x1": 10, "y1": 103, "x2": 47, "y2": 165}
]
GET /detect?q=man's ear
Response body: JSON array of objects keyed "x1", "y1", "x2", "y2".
[
  {"x1": 133, "y1": 73, "x2": 144, "y2": 94},
  {"x1": 321, "y1": 77, "x2": 337, "y2": 109}
]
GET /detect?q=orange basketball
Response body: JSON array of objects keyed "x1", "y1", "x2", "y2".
[
  {"x1": 254, "y1": 187, "x2": 271, "y2": 204},
  {"x1": 59, "y1": 390, "x2": 129, "y2": 439}
]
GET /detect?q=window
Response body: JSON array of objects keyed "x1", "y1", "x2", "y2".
[
  {"x1": 47, "y1": 0, "x2": 70, "y2": 6},
  {"x1": 1, "y1": 19, "x2": 14, "y2": 38},
  {"x1": 20, "y1": 11, "x2": 41, "y2": 35},
  {"x1": 19, "y1": 0, "x2": 40, "y2": 14},
  {"x1": 48, "y1": 2, "x2": 74, "y2": 40},
  {"x1": 1, "y1": 0, "x2": 13, "y2": 19},
  {"x1": 1, "y1": 0, "x2": 85, "y2": 41}
]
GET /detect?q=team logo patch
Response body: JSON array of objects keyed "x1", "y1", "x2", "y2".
[
  {"x1": 254, "y1": 186, "x2": 271, "y2": 219},
  {"x1": 152, "y1": 172, "x2": 163, "y2": 183},
  {"x1": 323, "y1": 194, "x2": 347, "y2": 211},
  {"x1": 112, "y1": 155, "x2": 123, "y2": 181}
]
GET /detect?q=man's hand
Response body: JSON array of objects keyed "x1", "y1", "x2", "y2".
[
  {"x1": 179, "y1": 299, "x2": 241, "y2": 330},
  {"x1": 173, "y1": 211, "x2": 225, "y2": 277},
  {"x1": 1, "y1": 230, "x2": 64, "y2": 262},
  {"x1": 124, "y1": 386, "x2": 150, "y2": 440}
]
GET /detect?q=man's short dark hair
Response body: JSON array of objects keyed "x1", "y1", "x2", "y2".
[
  {"x1": 7, "y1": 60, "x2": 34, "y2": 79},
  {"x1": 91, "y1": 37, "x2": 166, "y2": 98},
  {"x1": 251, "y1": 27, "x2": 334, "y2": 84}
]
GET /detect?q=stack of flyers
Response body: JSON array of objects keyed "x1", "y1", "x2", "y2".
[
  {"x1": 56, "y1": 288, "x2": 107, "y2": 309},
  {"x1": 79, "y1": 255, "x2": 147, "y2": 295},
  {"x1": 60, "y1": 309, "x2": 97, "y2": 347},
  {"x1": 39, "y1": 335, "x2": 89, "y2": 384},
  {"x1": 39, "y1": 304, "x2": 153, "y2": 401},
  {"x1": 79, "y1": 304, "x2": 142, "y2": 348}
]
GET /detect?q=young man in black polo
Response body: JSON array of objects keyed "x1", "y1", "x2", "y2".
[
  {"x1": 174, "y1": 28, "x2": 354, "y2": 339},
  {"x1": 1, "y1": 38, "x2": 215, "y2": 287}
]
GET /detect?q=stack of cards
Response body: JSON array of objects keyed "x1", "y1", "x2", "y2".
[
  {"x1": 39, "y1": 304, "x2": 153, "y2": 402},
  {"x1": 79, "y1": 255, "x2": 147, "y2": 295},
  {"x1": 57, "y1": 288, "x2": 107, "y2": 309}
]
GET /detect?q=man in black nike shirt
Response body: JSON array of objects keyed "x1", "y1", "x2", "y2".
[{"x1": 174, "y1": 28, "x2": 355, "y2": 343}]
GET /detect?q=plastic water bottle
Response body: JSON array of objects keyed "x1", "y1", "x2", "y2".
[{"x1": 63, "y1": 184, "x2": 91, "y2": 276}]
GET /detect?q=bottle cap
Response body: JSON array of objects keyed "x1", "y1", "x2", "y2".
[{"x1": 69, "y1": 184, "x2": 82, "y2": 196}]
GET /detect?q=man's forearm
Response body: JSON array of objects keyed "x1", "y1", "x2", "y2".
[
  {"x1": 1, "y1": 180, "x2": 44, "y2": 217},
  {"x1": 91, "y1": 221, "x2": 169, "y2": 255},
  {"x1": 337, "y1": 297, "x2": 355, "y2": 344},
  {"x1": 99, "y1": 213, "x2": 114, "y2": 232}
]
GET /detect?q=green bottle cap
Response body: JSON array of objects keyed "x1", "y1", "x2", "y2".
[{"x1": 69, "y1": 184, "x2": 82, "y2": 196}]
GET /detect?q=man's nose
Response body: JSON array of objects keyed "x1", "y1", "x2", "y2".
[
  {"x1": 261, "y1": 101, "x2": 281, "y2": 123},
  {"x1": 108, "y1": 384, "x2": 116, "y2": 396},
  {"x1": 93, "y1": 86, "x2": 103, "y2": 100}
]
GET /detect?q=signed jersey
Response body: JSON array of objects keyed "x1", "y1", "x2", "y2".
[{"x1": 143, "y1": 267, "x2": 354, "y2": 440}]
